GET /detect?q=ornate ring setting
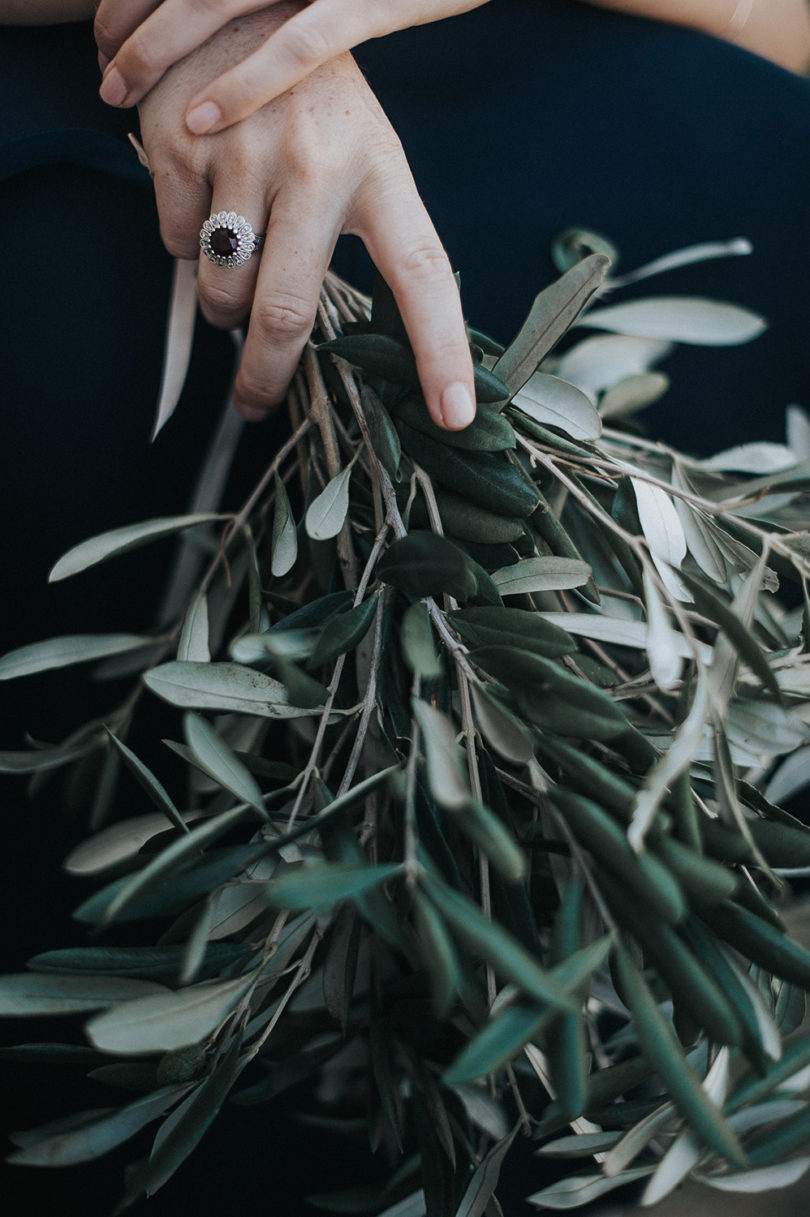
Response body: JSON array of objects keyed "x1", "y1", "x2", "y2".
[{"x1": 199, "y1": 211, "x2": 265, "y2": 268}]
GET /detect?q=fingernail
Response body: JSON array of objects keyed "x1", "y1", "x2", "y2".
[
  {"x1": 98, "y1": 51, "x2": 110, "y2": 72},
  {"x1": 186, "y1": 101, "x2": 223, "y2": 135},
  {"x1": 99, "y1": 65, "x2": 127, "y2": 107},
  {"x1": 441, "y1": 382, "x2": 475, "y2": 429}
]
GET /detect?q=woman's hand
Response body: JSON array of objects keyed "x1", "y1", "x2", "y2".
[
  {"x1": 137, "y1": 6, "x2": 475, "y2": 430},
  {"x1": 96, "y1": 0, "x2": 490, "y2": 132}
]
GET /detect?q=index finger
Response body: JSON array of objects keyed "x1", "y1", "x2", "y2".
[
  {"x1": 352, "y1": 171, "x2": 475, "y2": 431},
  {"x1": 98, "y1": 0, "x2": 274, "y2": 109},
  {"x1": 94, "y1": 0, "x2": 160, "y2": 63}
]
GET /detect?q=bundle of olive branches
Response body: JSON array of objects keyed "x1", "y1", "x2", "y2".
[{"x1": 2, "y1": 240, "x2": 810, "y2": 1215}]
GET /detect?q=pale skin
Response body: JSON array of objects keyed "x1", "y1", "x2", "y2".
[
  {"x1": 3, "y1": 0, "x2": 808, "y2": 426},
  {"x1": 89, "y1": 0, "x2": 810, "y2": 126}
]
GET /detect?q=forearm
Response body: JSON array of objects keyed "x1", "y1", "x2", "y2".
[
  {"x1": 0, "y1": 1, "x2": 95, "y2": 24},
  {"x1": 581, "y1": 0, "x2": 810, "y2": 73}
]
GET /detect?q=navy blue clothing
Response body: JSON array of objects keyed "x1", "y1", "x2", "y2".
[{"x1": 1, "y1": 8, "x2": 809, "y2": 1216}]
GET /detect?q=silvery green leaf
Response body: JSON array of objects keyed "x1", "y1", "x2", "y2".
[
  {"x1": 727, "y1": 1100, "x2": 806, "y2": 1136},
  {"x1": 470, "y1": 685, "x2": 534, "y2": 764},
  {"x1": 734, "y1": 968, "x2": 783, "y2": 1063},
  {"x1": 695, "y1": 1158, "x2": 810, "y2": 1194},
  {"x1": 631, "y1": 477, "x2": 688, "y2": 600},
  {"x1": 726, "y1": 699, "x2": 810, "y2": 757},
  {"x1": 671, "y1": 464, "x2": 726, "y2": 584},
  {"x1": 641, "y1": 1049, "x2": 731, "y2": 1207},
  {"x1": 205, "y1": 861, "x2": 276, "y2": 941},
  {"x1": 765, "y1": 746, "x2": 810, "y2": 805},
  {"x1": 453, "y1": 1087, "x2": 510, "y2": 1142},
  {"x1": 555, "y1": 335, "x2": 672, "y2": 395},
  {"x1": 643, "y1": 570, "x2": 682, "y2": 692},
  {"x1": 401, "y1": 601, "x2": 441, "y2": 680},
  {"x1": 231, "y1": 630, "x2": 316, "y2": 665},
  {"x1": 63, "y1": 811, "x2": 203, "y2": 876},
  {"x1": 731, "y1": 492, "x2": 799, "y2": 520},
  {"x1": 49, "y1": 514, "x2": 228, "y2": 582},
  {"x1": 453, "y1": 1126, "x2": 519, "y2": 1217},
  {"x1": 177, "y1": 591, "x2": 210, "y2": 663},
  {"x1": 491, "y1": 557, "x2": 591, "y2": 597},
  {"x1": 537, "y1": 1131, "x2": 623, "y2": 1159},
  {"x1": 709, "y1": 527, "x2": 779, "y2": 591},
  {"x1": 0, "y1": 634, "x2": 155, "y2": 681},
  {"x1": 0, "y1": 974, "x2": 167, "y2": 1016},
  {"x1": 608, "y1": 238, "x2": 752, "y2": 290},
  {"x1": 151, "y1": 258, "x2": 198, "y2": 439},
  {"x1": 581, "y1": 297, "x2": 766, "y2": 345},
  {"x1": 640, "y1": 1131, "x2": 701, "y2": 1207},
  {"x1": 86, "y1": 973, "x2": 254, "y2": 1055},
  {"x1": 8, "y1": 1085, "x2": 188, "y2": 1166},
  {"x1": 184, "y1": 713, "x2": 265, "y2": 816},
  {"x1": 411, "y1": 700, "x2": 470, "y2": 810},
  {"x1": 375, "y1": 1191, "x2": 427, "y2": 1217},
  {"x1": 527, "y1": 1166, "x2": 653, "y2": 1209},
  {"x1": 602, "y1": 1103, "x2": 675, "y2": 1177},
  {"x1": 699, "y1": 443, "x2": 799, "y2": 474},
  {"x1": 512, "y1": 372, "x2": 601, "y2": 441},
  {"x1": 144, "y1": 662, "x2": 319, "y2": 717},
  {"x1": 271, "y1": 472, "x2": 298, "y2": 577},
  {"x1": 599, "y1": 372, "x2": 669, "y2": 419},
  {"x1": 0, "y1": 741, "x2": 97, "y2": 775},
  {"x1": 493, "y1": 254, "x2": 610, "y2": 395},
  {"x1": 106, "y1": 734, "x2": 186, "y2": 833},
  {"x1": 305, "y1": 463, "x2": 354, "y2": 541},
  {"x1": 540, "y1": 612, "x2": 707, "y2": 660},
  {"x1": 629, "y1": 676, "x2": 709, "y2": 853},
  {"x1": 787, "y1": 405, "x2": 810, "y2": 461}
]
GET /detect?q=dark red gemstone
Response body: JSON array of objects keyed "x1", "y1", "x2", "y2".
[{"x1": 210, "y1": 227, "x2": 239, "y2": 256}]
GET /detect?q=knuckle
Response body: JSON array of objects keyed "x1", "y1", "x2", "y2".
[
  {"x1": 159, "y1": 223, "x2": 199, "y2": 260},
  {"x1": 395, "y1": 242, "x2": 452, "y2": 287},
  {"x1": 93, "y1": 14, "x2": 120, "y2": 57},
  {"x1": 253, "y1": 293, "x2": 315, "y2": 343},
  {"x1": 233, "y1": 371, "x2": 283, "y2": 413},
  {"x1": 198, "y1": 281, "x2": 249, "y2": 326},
  {"x1": 282, "y1": 19, "x2": 333, "y2": 72},
  {"x1": 116, "y1": 27, "x2": 152, "y2": 79}
]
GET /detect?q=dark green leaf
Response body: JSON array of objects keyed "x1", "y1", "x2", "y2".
[
  {"x1": 398, "y1": 425, "x2": 539, "y2": 518},
  {"x1": 362, "y1": 384, "x2": 402, "y2": 478},
  {"x1": 265, "y1": 862, "x2": 401, "y2": 910},
  {"x1": 8, "y1": 1086, "x2": 187, "y2": 1167},
  {"x1": 308, "y1": 595, "x2": 379, "y2": 670},
  {"x1": 377, "y1": 532, "x2": 477, "y2": 602},
  {"x1": 612, "y1": 942, "x2": 746, "y2": 1166},
  {"x1": 422, "y1": 875, "x2": 574, "y2": 1015},
  {"x1": 394, "y1": 393, "x2": 515, "y2": 453},
  {"x1": 449, "y1": 607, "x2": 575, "y2": 660},
  {"x1": 125, "y1": 1033, "x2": 246, "y2": 1199}
]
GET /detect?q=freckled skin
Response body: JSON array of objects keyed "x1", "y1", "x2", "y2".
[{"x1": 136, "y1": 4, "x2": 476, "y2": 429}]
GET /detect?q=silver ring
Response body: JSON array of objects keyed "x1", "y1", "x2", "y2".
[{"x1": 199, "y1": 210, "x2": 265, "y2": 268}]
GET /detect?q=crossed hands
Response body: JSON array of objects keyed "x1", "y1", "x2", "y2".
[{"x1": 97, "y1": 0, "x2": 490, "y2": 429}]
